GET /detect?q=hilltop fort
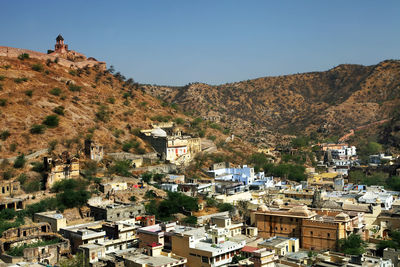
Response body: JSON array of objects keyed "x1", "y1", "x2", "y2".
[{"x1": 0, "y1": 34, "x2": 106, "y2": 70}]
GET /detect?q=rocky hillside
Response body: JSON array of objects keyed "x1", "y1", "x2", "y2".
[
  {"x1": 143, "y1": 60, "x2": 400, "y2": 146},
  {"x1": 0, "y1": 54, "x2": 186, "y2": 158},
  {"x1": 0, "y1": 50, "x2": 257, "y2": 164}
]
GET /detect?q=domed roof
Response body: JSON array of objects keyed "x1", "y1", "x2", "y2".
[
  {"x1": 288, "y1": 205, "x2": 313, "y2": 217},
  {"x1": 335, "y1": 212, "x2": 350, "y2": 221},
  {"x1": 151, "y1": 128, "x2": 167, "y2": 137},
  {"x1": 257, "y1": 205, "x2": 269, "y2": 212}
]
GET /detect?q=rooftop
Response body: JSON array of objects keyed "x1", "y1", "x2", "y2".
[
  {"x1": 125, "y1": 253, "x2": 186, "y2": 266},
  {"x1": 194, "y1": 239, "x2": 245, "y2": 255},
  {"x1": 259, "y1": 236, "x2": 298, "y2": 247}
]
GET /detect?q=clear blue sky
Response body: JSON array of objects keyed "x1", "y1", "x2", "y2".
[{"x1": 1, "y1": 0, "x2": 399, "y2": 86}]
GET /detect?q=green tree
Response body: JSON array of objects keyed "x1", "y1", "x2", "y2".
[
  {"x1": 43, "y1": 115, "x2": 59, "y2": 128},
  {"x1": 31, "y1": 63, "x2": 44, "y2": 72},
  {"x1": 50, "y1": 87, "x2": 62, "y2": 96},
  {"x1": 0, "y1": 130, "x2": 10, "y2": 141},
  {"x1": 387, "y1": 176, "x2": 400, "y2": 191},
  {"x1": 218, "y1": 203, "x2": 234, "y2": 212},
  {"x1": 377, "y1": 231, "x2": 400, "y2": 256},
  {"x1": 53, "y1": 106, "x2": 65, "y2": 116},
  {"x1": 109, "y1": 160, "x2": 132, "y2": 176},
  {"x1": 182, "y1": 216, "x2": 197, "y2": 225},
  {"x1": 95, "y1": 105, "x2": 110, "y2": 122},
  {"x1": 13, "y1": 154, "x2": 26, "y2": 168},
  {"x1": 291, "y1": 136, "x2": 309, "y2": 148},
  {"x1": 141, "y1": 172, "x2": 153, "y2": 183},
  {"x1": 338, "y1": 234, "x2": 367, "y2": 255}
]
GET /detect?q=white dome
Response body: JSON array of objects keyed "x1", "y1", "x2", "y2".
[{"x1": 151, "y1": 128, "x2": 167, "y2": 137}]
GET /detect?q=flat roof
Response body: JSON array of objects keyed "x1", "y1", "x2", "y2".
[
  {"x1": 194, "y1": 239, "x2": 245, "y2": 254},
  {"x1": 259, "y1": 236, "x2": 297, "y2": 247},
  {"x1": 125, "y1": 254, "x2": 186, "y2": 266}
]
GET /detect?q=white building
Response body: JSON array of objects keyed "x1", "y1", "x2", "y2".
[
  {"x1": 358, "y1": 191, "x2": 394, "y2": 210},
  {"x1": 208, "y1": 165, "x2": 256, "y2": 185},
  {"x1": 330, "y1": 146, "x2": 357, "y2": 159},
  {"x1": 161, "y1": 183, "x2": 179, "y2": 192}
]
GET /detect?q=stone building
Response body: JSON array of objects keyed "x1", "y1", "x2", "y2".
[
  {"x1": 43, "y1": 151, "x2": 79, "y2": 189},
  {"x1": 253, "y1": 205, "x2": 366, "y2": 251},
  {"x1": 0, "y1": 181, "x2": 21, "y2": 197},
  {"x1": 0, "y1": 197, "x2": 26, "y2": 211},
  {"x1": 85, "y1": 139, "x2": 104, "y2": 162},
  {"x1": 89, "y1": 202, "x2": 145, "y2": 221},
  {"x1": 141, "y1": 125, "x2": 201, "y2": 165},
  {"x1": 33, "y1": 211, "x2": 67, "y2": 232},
  {"x1": 54, "y1": 34, "x2": 68, "y2": 54},
  {"x1": 0, "y1": 223, "x2": 70, "y2": 265}
]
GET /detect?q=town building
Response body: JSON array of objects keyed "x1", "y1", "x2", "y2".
[
  {"x1": 0, "y1": 223, "x2": 70, "y2": 265},
  {"x1": 0, "y1": 181, "x2": 21, "y2": 197},
  {"x1": 43, "y1": 151, "x2": 79, "y2": 189},
  {"x1": 60, "y1": 221, "x2": 105, "y2": 253},
  {"x1": 121, "y1": 243, "x2": 187, "y2": 267},
  {"x1": 171, "y1": 226, "x2": 245, "y2": 266},
  {"x1": 84, "y1": 139, "x2": 104, "y2": 162},
  {"x1": 89, "y1": 202, "x2": 145, "y2": 221},
  {"x1": 100, "y1": 181, "x2": 128, "y2": 194},
  {"x1": 249, "y1": 248, "x2": 278, "y2": 267},
  {"x1": 0, "y1": 196, "x2": 25, "y2": 211},
  {"x1": 210, "y1": 216, "x2": 243, "y2": 237},
  {"x1": 33, "y1": 211, "x2": 67, "y2": 232},
  {"x1": 253, "y1": 205, "x2": 366, "y2": 250},
  {"x1": 61, "y1": 219, "x2": 138, "y2": 254},
  {"x1": 207, "y1": 163, "x2": 256, "y2": 185},
  {"x1": 258, "y1": 236, "x2": 299, "y2": 256},
  {"x1": 141, "y1": 124, "x2": 201, "y2": 165}
]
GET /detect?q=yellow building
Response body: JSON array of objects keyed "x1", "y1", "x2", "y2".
[
  {"x1": 308, "y1": 172, "x2": 339, "y2": 187},
  {"x1": 258, "y1": 236, "x2": 299, "y2": 256},
  {"x1": 44, "y1": 152, "x2": 79, "y2": 189}
]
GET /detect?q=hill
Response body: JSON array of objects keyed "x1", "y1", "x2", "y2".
[
  {"x1": 0, "y1": 47, "x2": 257, "y2": 167},
  {"x1": 0, "y1": 49, "x2": 192, "y2": 159},
  {"x1": 143, "y1": 60, "x2": 400, "y2": 147}
]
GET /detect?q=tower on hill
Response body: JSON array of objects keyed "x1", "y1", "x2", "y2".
[{"x1": 54, "y1": 34, "x2": 68, "y2": 54}]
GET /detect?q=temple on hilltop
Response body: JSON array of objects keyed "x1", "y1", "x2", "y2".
[
  {"x1": 54, "y1": 34, "x2": 68, "y2": 54},
  {"x1": 45, "y1": 34, "x2": 107, "y2": 69},
  {"x1": 0, "y1": 34, "x2": 106, "y2": 70}
]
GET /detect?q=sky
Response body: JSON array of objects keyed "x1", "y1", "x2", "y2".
[{"x1": 1, "y1": 0, "x2": 399, "y2": 86}]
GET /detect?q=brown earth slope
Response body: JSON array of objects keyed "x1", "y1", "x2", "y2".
[
  {"x1": 0, "y1": 55, "x2": 188, "y2": 158},
  {"x1": 0, "y1": 51, "x2": 256, "y2": 162},
  {"x1": 144, "y1": 60, "x2": 400, "y2": 146}
]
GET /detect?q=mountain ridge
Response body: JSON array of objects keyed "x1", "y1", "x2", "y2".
[{"x1": 143, "y1": 59, "x2": 400, "y2": 146}]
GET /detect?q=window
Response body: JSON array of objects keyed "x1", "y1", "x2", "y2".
[
  {"x1": 310, "y1": 231, "x2": 313, "y2": 236},
  {"x1": 327, "y1": 233, "x2": 330, "y2": 238},
  {"x1": 202, "y1": 256, "x2": 209, "y2": 263}
]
